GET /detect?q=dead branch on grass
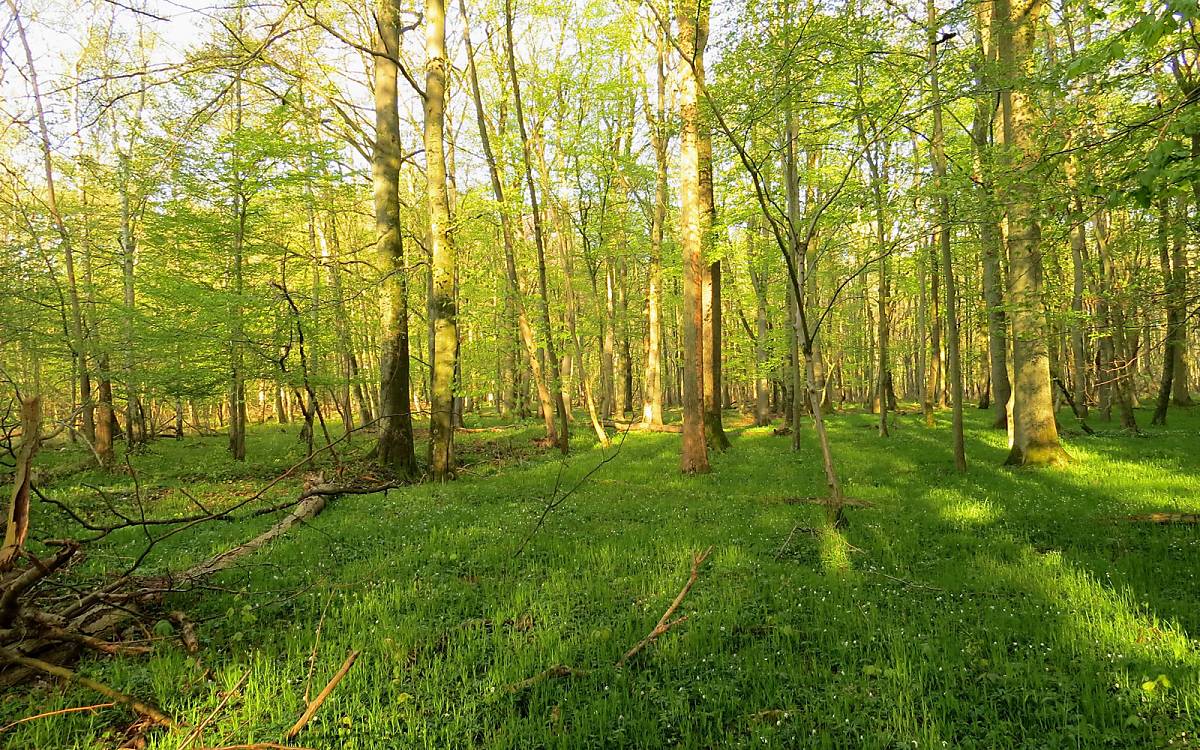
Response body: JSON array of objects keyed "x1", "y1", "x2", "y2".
[
  {"x1": 285, "y1": 649, "x2": 360, "y2": 740},
  {"x1": 616, "y1": 546, "x2": 713, "y2": 669}
]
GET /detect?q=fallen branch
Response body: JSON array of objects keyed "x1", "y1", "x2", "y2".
[
  {"x1": 0, "y1": 701, "x2": 115, "y2": 733},
  {"x1": 175, "y1": 668, "x2": 251, "y2": 749},
  {"x1": 1125, "y1": 513, "x2": 1200, "y2": 524},
  {"x1": 782, "y1": 496, "x2": 874, "y2": 508},
  {"x1": 616, "y1": 546, "x2": 713, "y2": 669},
  {"x1": 285, "y1": 649, "x2": 359, "y2": 740},
  {"x1": 514, "y1": 422, "x2": 634, "y2": 557},
  {"x1": 170, "y1": 611, "x2": 200, "y2": 654},
  {"x1": 0, "y1": 644, "x2": 174, "y2": 727},
  {"x1": 504, "y1": 664, "x2": 591, "y2": 694}
]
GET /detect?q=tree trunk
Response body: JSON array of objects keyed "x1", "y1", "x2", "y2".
[
  {"x1": 506, "y1": 0, "x2": 569, "y2": 455},
  {"x1": 373, "y1": 0, "x2": 418, "y2": 477},
  {"x1": 640, "y1": 48, "x2": 667, "y2": 427},
  {"x1": 676, "y1": 0, "x2": 711, "y2": 473},
  {"x1": 995, "y1": 0, "x2": 1067, "y2": 465},
  {"x1": 1152, "y1": 199, "x2": 1178, "y2": 425},
  {"x1": 426, "y1": 0, "x2": 457, "y2": 479},
  {"x1": 930, "y1": 0, "x2": 965, "y2": 470},
  {"x1": 972, "y1": 6, "x2": 1011, "y2": 430},
  {"x1": 228, "y1": 60, "x2": 247, "y2": 463}
]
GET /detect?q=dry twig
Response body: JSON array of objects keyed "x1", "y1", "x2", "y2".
[
  {"x1": 0, "y1": 644, "x2": 174, "y2": 726},
  {"x1": 0, "y1": 702, "x2": 115, "y2": 732},
  {"x1": 616, "y1": 546, "x2": 713, "y2": 669},
  {"x1": 285, "y1": 649, "x2": 359, "y2": 740}
]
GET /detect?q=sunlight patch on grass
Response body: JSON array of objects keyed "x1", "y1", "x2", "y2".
[{"x1": 939, "y1": 497, "x2": 998, "y2": 529}]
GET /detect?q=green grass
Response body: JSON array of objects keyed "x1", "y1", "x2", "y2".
[{"x1": 4, "y1": 405, "x2": 1199, "y2": 749}]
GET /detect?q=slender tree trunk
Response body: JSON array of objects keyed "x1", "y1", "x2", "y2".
[
  {"x1": 373, "y1": 0, "x2": 418, "y2": 477},
  {"x1": 227, "y1": 60, "x2": 247, "y2": 463},
  {"x1": 930, "y1": 0, "x2": 965, "y2": 470},
  {"x1": 506, "y1": 0, "x2": 569, "y2": 455},
  {"x1": 676, "y1": 0, "x2": 711, "y2": 473},
  {"x1": 9, "y1": 2, "x2": 93, "y2": 445},
  {"x1": 1068, "y1": 184, "x2": 1090, "y2": 418},
  {"x1": 461, "y1": 0, "x2": 557, "y2": 442},
  {"x1": 923, "y1": 235, "x2": 942, "y2": 426},
  {"x1": 640, "y1": 51, "x2": 667, "y2": 428},
  {"x1": 784, "y1": 110, "x2": 806, "y2": 448},
  {"x1": 426, "y1": 0, "x2": 457, "y2": 478},
  {"x1": 600, "y1": 264, "x2": 616, "y2": 421},
  {"x1": 1153, "y1": 199, "x2": 1178, "y2": 425},
  {"x1": 972, "y1": 7, "x2": 1011, "y2": 429}
]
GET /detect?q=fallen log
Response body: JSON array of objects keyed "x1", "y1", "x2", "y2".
[{"x1": 1125, "y1": 513, "x2": 1200, "y2": 524}]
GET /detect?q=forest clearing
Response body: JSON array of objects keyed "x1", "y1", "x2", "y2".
[{"x1": 2, "y1": 0, "x2": 1200, "y2": 746}]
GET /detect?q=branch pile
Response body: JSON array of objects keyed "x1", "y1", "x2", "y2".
[{"x1": 0, "y1": 396, "x2": 394, "y2": 725}]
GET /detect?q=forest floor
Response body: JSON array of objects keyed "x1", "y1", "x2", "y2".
[{"x1": 3, "y1": 404, "x2": 1199, "y2": 749}]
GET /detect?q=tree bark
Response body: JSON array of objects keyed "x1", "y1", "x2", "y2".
[{"x1": 972, "y1": 4, "x2": 1010, "y2": 430}]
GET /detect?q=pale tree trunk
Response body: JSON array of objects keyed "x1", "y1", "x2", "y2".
[
  {"x1": 750, "y1": 239, "x2": 770, "y2": 427},
  {"x1": 600, "y1": 263, "x2": 616, "y2": 421},
  {"x1": 971, "y1": 7, "x2": 1010, "y2": 429},
  {"x1": 9, "y1": 2, "x2": 93, "y2": 445},
  {"x1": 700, "y1": 109, "x2": 730, "y2": 451},
  {"x1": 995, "y1": 0, "x2": 1068, "y2": 465},
  {"x1": 461, "y1": 0, "x2": 557, "y2": 441},
  {"x1": 784, "y1": 109, "x2": 805, "y2": 449},
  {"x1": 676, "y1": 0, "x2": 710, "y2": 473},
  {"x1": 862, "y1": 129, "x2": 890, "y2": 438},
  {"x1": 118, "y1": 143, "x2": 145, "y2": 448},
  {"x1": 641, "y1": 38, "x2": 668, "y2": 427},
  {"x1": 373, "y1": 0, "x2": 418, "y2": 477},
  {"x1": 425, "y1": 0, "x2": 457, "y2": 478},
  {"x1": 77, "y1": 122, "x2": 115, "y2": 468},
  {"x1": 923, "y1": 235, "x2": 942, "y2": 426},
  {"x1": 929, "y1": 0, "x2": 965, "y2": 470},
  {"x1": 1172, "y1": 70, "x2": 1196, "y2": 405},
  {"x1": 227, "y1": 53, "x2": 247, "y2": 463},
  {"x1": 506, "y1": 0, "x2": 570, "y2": 455},
  {"x1": 1068, "y1": 184, "x2": 1089, "y2": 417}
]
